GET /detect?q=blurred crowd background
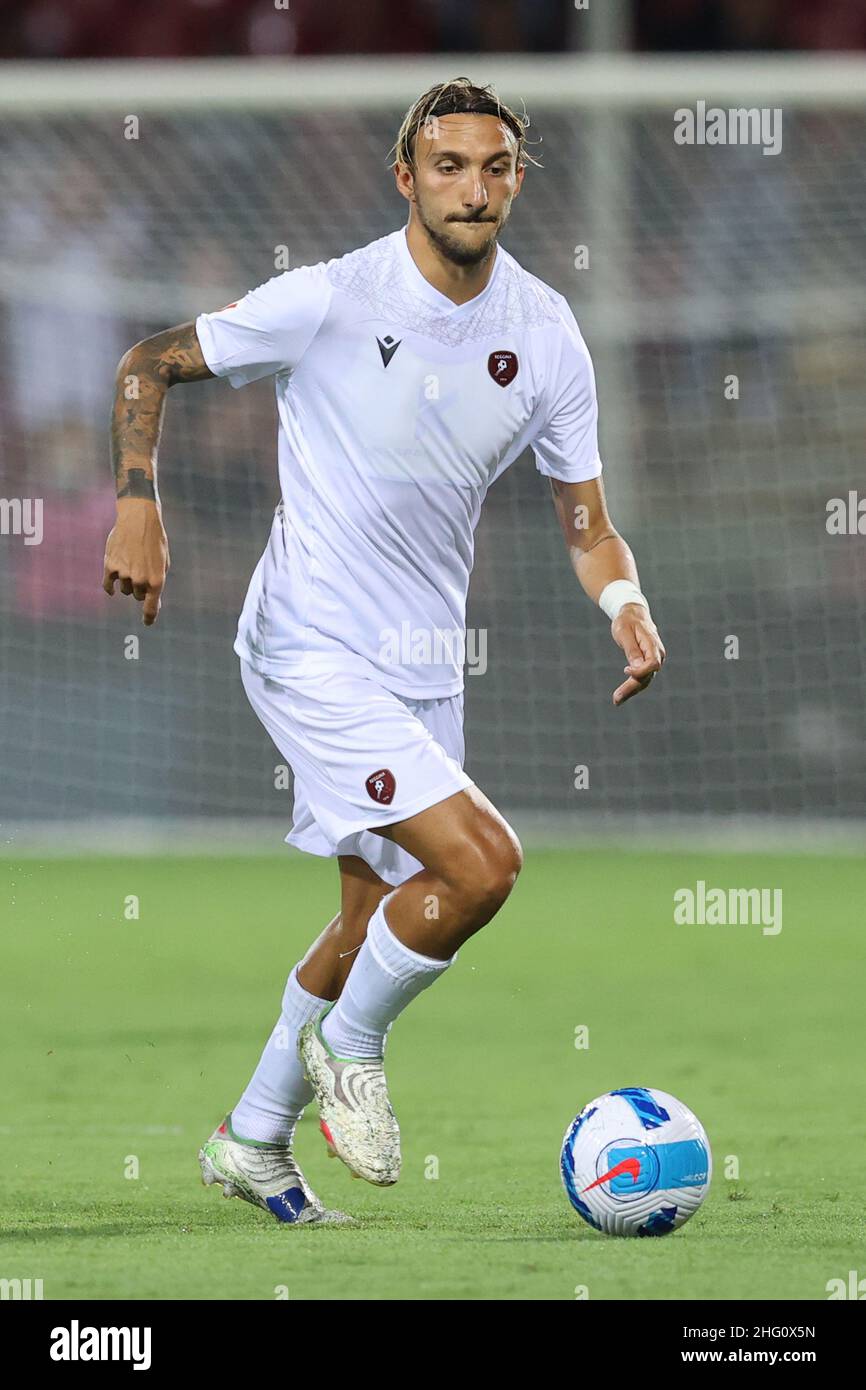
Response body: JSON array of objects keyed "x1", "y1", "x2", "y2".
[
  {"x1": 0, "y1": 2, "x2": 864, "y2": 829},
  {"x1": 2, "y1": 0, "x2": 866, "y2": 58}
]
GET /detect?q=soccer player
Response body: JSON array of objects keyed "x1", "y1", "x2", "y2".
[{"x1": 103, "y1": 78, "x2": 666, "y2": 1225}]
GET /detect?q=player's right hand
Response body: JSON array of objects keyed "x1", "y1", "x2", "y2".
[{"x1": 103, "y1": 498, "x2": 170, "y2": 626}]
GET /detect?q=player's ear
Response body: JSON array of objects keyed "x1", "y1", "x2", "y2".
[{"x1": 394, "y1": 161, "x2": 415, "y2": 204}]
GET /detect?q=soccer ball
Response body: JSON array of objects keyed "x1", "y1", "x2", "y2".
[{"x1": 560, "y1": 1086, "x2": 711, "y2": 1237}]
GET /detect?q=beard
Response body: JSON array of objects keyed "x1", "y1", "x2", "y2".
[{"x1": 415, "y1": 198, "x2": 503, "y2": 268}]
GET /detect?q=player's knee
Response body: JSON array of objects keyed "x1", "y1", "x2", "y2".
[{"x1": 457, "y1": 822, "x2": 523, "y2": 917}]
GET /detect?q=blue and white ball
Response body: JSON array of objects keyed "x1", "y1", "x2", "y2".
[{"x1": 560, "y1": 1087, "x2": 711, "y2": 1237}]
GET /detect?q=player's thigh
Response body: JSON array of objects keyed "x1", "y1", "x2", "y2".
[
  {"x1": 241, "y1": 659, "x2": 471, "y2": 843},
  {"x1": 373, "y1": 784, "x2": 523, "y2": 900}
]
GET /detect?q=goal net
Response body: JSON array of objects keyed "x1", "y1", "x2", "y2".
[{"x1": 1, "y1": 57, "x2": 864, "y2": 843}]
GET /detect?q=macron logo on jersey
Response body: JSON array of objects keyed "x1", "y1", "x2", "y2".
[{"x1": 376, "y1": 335, "x2": 402, "y2": 368}]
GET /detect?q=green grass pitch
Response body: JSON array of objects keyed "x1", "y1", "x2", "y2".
[{"x1": 2, "y1": 848, "x2": 864, "y2": 1301}]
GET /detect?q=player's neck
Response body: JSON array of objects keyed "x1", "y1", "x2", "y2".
[{"x1": 404, "y1": 219, "x2": 498, "y2": 307}]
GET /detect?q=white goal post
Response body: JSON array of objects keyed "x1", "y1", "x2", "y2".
[{"x1": 2, "y1": 54, "x2": 866, "y2": 110}]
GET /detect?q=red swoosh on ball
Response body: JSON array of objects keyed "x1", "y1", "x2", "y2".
[{"x1": 582, "y1": 1157, "x2": 642, "y2": 1192}]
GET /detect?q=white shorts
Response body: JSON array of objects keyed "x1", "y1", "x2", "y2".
[{"x1": 240, "y1": 658, "x2": 473, "y2": 887}]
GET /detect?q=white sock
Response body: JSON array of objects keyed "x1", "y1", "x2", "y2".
[
  {"x1": 320, "y1": 895, "x2": 455, "y2": 1059},
  {"x1": 231, "y1": 965, "x2": 329, "y2": 1145}
]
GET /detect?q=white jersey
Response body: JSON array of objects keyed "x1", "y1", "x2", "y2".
[{"x1": 195, "y1": 227, "x2": 602, "y2": 697}]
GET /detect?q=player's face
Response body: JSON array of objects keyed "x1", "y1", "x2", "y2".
[{"x1": 405, "y1": 113, "x2": 524, "y2": 267}]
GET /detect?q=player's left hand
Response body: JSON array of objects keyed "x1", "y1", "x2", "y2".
[{"x1": 610, "y1": 603, "x2": 666, "y2": 706}]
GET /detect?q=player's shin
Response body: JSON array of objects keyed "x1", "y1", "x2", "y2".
[
  {"x1": 319, "y1": 893, "x2": 455, "y2": 1059},
  {"x1": 230, "y1": 964, "x2": 330, "y2": 1144}
]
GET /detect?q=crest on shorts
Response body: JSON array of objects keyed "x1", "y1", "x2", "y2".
[
  {"x1": 488, "y1": 350, "x2": 518, "y2": 387},
  {"x1": 365, "y1": 768, "x2": 396, "y2": 805}
]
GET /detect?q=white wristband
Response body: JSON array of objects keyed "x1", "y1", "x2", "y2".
[{"x1": 598, "y1": 579, "x2": 650, "y2": 621}]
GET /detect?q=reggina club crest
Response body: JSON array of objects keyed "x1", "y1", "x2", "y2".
[
  {"x1": 365, "y1": 768, "x2": 396, "y2": 805},
  {"x1": 488, "y1": 350, "x2": 518, "y2": 386}
]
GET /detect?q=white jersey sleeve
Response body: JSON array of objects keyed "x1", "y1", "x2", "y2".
[
  {"x1": 195, "y1": 264, "x2": 332, "y2": 388},
  {"x1": 530, "y1": 298, "x2": 603, "y2": 483}
]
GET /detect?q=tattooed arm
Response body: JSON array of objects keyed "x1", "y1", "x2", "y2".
[{"x1": 103, "y1": 322, "x2": 214, "y2": 625}]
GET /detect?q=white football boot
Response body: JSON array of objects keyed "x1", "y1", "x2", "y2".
[
  {"x1": 198, "y1": 1114, "x2": 352, "y2": 1224},
  {"x1": 298, "y1": 1005, "x2": 401, "y2": 1186}
]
